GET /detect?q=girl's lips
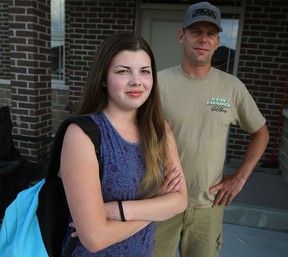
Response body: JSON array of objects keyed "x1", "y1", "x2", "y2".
[{"x1": 127, "y1": 91, "x2": 143, "y2": 97}]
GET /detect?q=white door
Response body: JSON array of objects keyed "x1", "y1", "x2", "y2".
[{"x1": 138, "y1": 6, "x2": 187, "y2": 71}]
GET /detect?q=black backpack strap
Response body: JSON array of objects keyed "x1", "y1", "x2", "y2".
[
  {"x1": 38, "y1": 115, "x2": 101, "y2": 257},
  {"x1": 48, "y1": 115, "x2": 101, "y2": 178},
  {"x1": 64, "y1": 237, "x2": 79, "y2": 257},
  {"x1": 63, "y1": 116, "x2": 102, "y2": 256},
  {"x1": 72, "y1": 115, "x2": 102, "y2": 178}
]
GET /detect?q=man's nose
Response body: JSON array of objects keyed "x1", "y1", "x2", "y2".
[{"x1": 199, "y1": 33, "x2": 209, "y2": 42}]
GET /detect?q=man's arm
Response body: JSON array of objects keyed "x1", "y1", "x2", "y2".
[{"x1": 209, "y1": 124, "x2": 269, "y2": 206}]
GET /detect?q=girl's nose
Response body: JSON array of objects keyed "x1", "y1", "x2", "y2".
[{"x1": 129, "y1": 73, "x2": 141, "y2": 86}]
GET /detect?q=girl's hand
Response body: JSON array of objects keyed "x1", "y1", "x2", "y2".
[
  {"x1": 157, "y1": 166, "x2": 183, "y2": 196},
  {"x1": 69, "y1": 222, "x2": 78, "y2": 237}
]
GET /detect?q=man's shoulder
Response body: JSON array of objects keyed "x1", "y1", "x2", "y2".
[
  {"x1": 212, "y1": 67, "x2": 244, "y2": 86},
  {"x1": 212, "y1": 67, "x2": 238, "y2": 79},
  {"x1": 158, "y1": 65, "x2": 180, "y2": 76},
  {"x1": 158, "y1": 65, "x2": 181, "y2": 86}
]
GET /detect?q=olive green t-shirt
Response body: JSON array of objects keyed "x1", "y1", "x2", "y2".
[{"x1": 158, "y1": 66, "x2": 266, "y2": 208}]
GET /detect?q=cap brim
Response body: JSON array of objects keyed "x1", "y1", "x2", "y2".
[{"x1": 183, "y1": 19, "x2": 223, "y2": 32}]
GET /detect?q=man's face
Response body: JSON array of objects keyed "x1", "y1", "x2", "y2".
[{"x1": 179, "y1": 21, "x2": 220, "y2": 67}]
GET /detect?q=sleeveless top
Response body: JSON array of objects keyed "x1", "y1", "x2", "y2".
[{"x1": 61, "y1": 112, "x2": 155, "y2": 257}]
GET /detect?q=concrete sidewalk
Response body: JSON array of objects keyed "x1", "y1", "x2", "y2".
[
  {"x1": 220, "y1": 223, "x2": 288, "y2": 257},
  {"x1": 220, "y1": 160, "x2": 288, "y2": 257},
  {"x1": 176, "y1": 160, "x2": 288, "y2": 257}
]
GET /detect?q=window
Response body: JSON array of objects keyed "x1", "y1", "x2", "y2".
[
  {"x1": 212, "y1": 15, "x2": 240, "y2": 74},
  {"x1": 51, "y1": 0, "x2": 65, "y2": 81}
]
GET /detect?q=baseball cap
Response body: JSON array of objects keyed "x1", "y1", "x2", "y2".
[{"x1": 182, "y1": 2, "x2": 223, "y2": 32}]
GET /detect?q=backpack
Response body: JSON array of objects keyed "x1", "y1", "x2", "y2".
[
  {"x1": 0, "y1": 106, "x2": 46, "y2": 219},
  {"x1": 0, "y1": 115, "x2": 101, "y2": 257}
]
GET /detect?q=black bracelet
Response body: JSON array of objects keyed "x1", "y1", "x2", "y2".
[{"x1": 118, "y1": 201, "x2": 126, "y2": 222}]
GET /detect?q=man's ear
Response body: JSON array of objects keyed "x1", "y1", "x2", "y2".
[
  {"x1": 215, "y1": 34, "x2": 220, "y2": 49},
  {"x1": 178, "y1": 29, "x2": 184, "y2": 45}
]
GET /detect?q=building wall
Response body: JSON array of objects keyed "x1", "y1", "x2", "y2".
[
  {"x1": 64, "y1": 0, "x2": 137, "y2": 112},
  {"x1": 279, "y1": 109, "x2": 288, "y2": 182},
  {"x1": 0, "y1": 0, "x2": 288, "y2": 166},
  {"x1": 0, "y1": 0, "x2": 137, "y2": 162},
  {"x1": 0, "y1": 1, "x2": 10, "y2": 80},
  {"x1": 228, "y1": 0, "x2": 288, "y2": 163},
  {"x1": 0, "y1": 0, "x2": 52, "y2": 163}
]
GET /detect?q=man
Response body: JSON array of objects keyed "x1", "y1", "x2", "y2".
[{"x1": 153, "y1": 2, "x2": 269, "y2": 257}]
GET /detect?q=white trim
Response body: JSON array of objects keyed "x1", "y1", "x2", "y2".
[
  {"x1": 0, "y1": 79, "x2": 68, "y2": 90},
  {"x1": 0, "y1": 79, "x2": 11, "y2": 85},
  {"x1": 52, "y1": 80, "x2": 68, "y2": 90},
  {"x1": 283, "y1": 109, "x2": 288, "y2": 119}
]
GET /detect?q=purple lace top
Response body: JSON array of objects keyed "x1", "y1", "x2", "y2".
[{"x1": 61, "y1": 112, "x2": 155, "y2": 257}]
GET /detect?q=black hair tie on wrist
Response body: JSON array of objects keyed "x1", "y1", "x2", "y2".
[{"x1": 118, "y1": 201, "x2": 126, "y2": 222}]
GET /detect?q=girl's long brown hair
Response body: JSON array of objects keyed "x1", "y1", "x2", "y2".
[{"x1": 76, "y1": 32, "x2": 167, "y2": 198}]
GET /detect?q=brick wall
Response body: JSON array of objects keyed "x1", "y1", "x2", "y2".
[
  {"x1": 279, "y1": 109, "x2": 288, "y2": 181},
  {"x1": 0, "y1": 1, "x2": 10, "y2": 80},
  {"x1": 227, "y1": 0, "x2": 288, "y2": 162},
  {"x1": 65, "y1": 0, "x2": 137, "y2": 113},
  {"x1": 0, "y1": 0, "x2": 287, "y2": 164},
  {"x1": 6, "y1": 0, "x2": 52, "y2": 162}
]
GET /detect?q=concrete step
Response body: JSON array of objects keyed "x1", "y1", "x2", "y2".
[{"x1": 224, "y1": 204, "x2": 288, "y2": 232}]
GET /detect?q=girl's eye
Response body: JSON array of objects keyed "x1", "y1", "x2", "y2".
[
  {"x1": 141, "y1": 69, "x2": 151, "y2": 75},
  {"x1": 117, "y1": 69, "x2": 129, "y2": 74}
]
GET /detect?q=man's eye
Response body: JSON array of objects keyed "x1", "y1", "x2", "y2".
[{"x1": 190, "y1": 30, "x2": 200, "y2": 34}]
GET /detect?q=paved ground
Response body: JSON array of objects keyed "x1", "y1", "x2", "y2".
[
  {"x1": 220, "y1": 160, "x2": 288, "y2": 257},
  {"x1": 221, "y1": 223, "x2": 288, "y2": 257},
  {"x1": 175, "y1": 159, "x2": 288, "y2": 257},
  {"x1": 224, "y1": 159, "x2": 288, "y2": 210}
]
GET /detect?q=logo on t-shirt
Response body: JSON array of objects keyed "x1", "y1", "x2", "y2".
[{"x1": 206, "y1": 97, "x2": 231, "y2": 113}]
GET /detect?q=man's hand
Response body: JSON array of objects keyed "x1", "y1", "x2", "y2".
[
  {"x1": 209, "y1": 174, "x2": 246, "y2": 206},
  {"x1": 210, "y1": 125, "x2": 269, "y2": 207}
]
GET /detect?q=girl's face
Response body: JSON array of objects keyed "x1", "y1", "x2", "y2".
[{"x1": 105, "y1": 50, "x2": 153, "y2": 113}]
